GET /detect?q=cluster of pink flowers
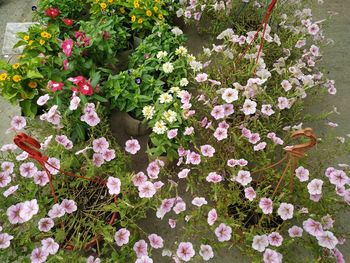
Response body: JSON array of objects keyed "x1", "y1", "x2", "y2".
[
  {"x1": 92, "y1": 137, "x2": 116, "y2": 167},
  {"x1": 81, "y1": 103, "x2": 100, "y2": 127}
]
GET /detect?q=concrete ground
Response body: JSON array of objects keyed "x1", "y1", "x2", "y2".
[{"x1": 0, "y1": 0, "x2": 349, "y2": 262}]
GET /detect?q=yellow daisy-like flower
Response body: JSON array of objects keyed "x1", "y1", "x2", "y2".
[
  {"x1": 100, "y1": 3, "x2": 107, "y2": 9},
  {"x1": 12, "y1": 75, "x2": 21, "y2": 82},
  {"x1": 12, "y1": 63, "x2": 20, "y2": 69},
  {"x1": 134, "y1": 2, "x2": 140, "y2": 8},
  {"x1": 28, "y1": 40, "x2": 34, "y2": 46},
  {"x1": 0, "y1": 73, "x2": 8, "y2": 81},
  {"x1": 131, "y1": 15, "x2": 136, "y2": 22},
  {"x1": 146, "y1": 10, "x2": 152, "y2": 17},
  {"x1": 108, "y1": 0, "x2": 113, "y2": 3},
  {"x1": 153, "y1": 6, "x2": 158, "y2": 12},
  {"x1": 40, "y1": 32, "x2": 48, "y2": 38},
  {"x1": 46, "y1": 33, "x2": 52, "y2": 39},
  {"x1": 23, "y1": 35, "x2": 30, "y2": 41},
  {"x1": 158, "y1": 13, "x2": 164, "y2": 20},
  {"x1": 138, "y1": 18, "x2": 143, "y2": 24},
  {"x1": 39, "y1": 39, "x2": 45, "y2": 45},
  {"x1": 28, "y1": 81, "x2": 38, "y2": 89},
  {"x1": 119, "y1": 7, "x2": 125, "y2": 13}
]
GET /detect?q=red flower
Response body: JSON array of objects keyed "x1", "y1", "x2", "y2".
[
  {"x1": 48, "y1": 81, "x2": 64, "y2": 92},
  {"x1": 68, "y1": 76, "x2": 93, "y2": 96},
  {"x1": 63, "y1": 18, "x2": 74, "y2": 26},
  {"x1": 45, "y1": 7, "x2": 60, "y2": 18},
  {"x1": 103, "y1": 31, "x2": 110, "y2": 40}
]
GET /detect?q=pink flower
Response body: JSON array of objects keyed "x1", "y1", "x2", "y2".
[
  {"x1": 261, "y1": 104, "x2": 275, "y2": 116},
  {"x1": 36, "y1": 94, "x2": 50, "y2": 106},
  {"x1": 125, "y1": 139, "x2": 141, "y2": 154},
  {"x1": 222, "y1": 88, "x2": 238, "y2": 103},
  {"x1": 192, "y1": 197, "x2": 207, "y2": 207},
  {"x1": 20, "y1": 199, "x2": 39, "y2": 221},
  {"x1": 86, "y1": 256, "x2": 101, "y2": 263},
  {"x1": 207, "y1": 208, "x2": 218, "y2": 226},
  {"x1": 303, "y1": 218, "x2": 324, "y2": 236},
  {"x1": 277, "y1": 203, "x2": 294, "y2": 220},
  {"x1": 48, "y1": 81, "x2": 64, "y2": 92},
  {"x1": 236, "y1": 170, "x2": 252, "y2": 186},
  {"x1": 135, "y1": 256, "x2": 153, "y2": 263},
  {"x1": 3, "y1": 185, "x2": 19, "y2": 197},
  {"x1": 63, "y1": 59, "x2": 69, "y2": 70},
  {"x1": 93, "y1": 153, "x2": 104, "y2": 167},
  {"x1": 107, "y1": 176, "x2": 121, "y2": 195},
  {"x1": 215, "y1": 223, "x2": 232, "y2": 242},
  {"x1": 206, "y1": 172, "x2": 222, "y2": 183},
  {"x1": 114, "y1": 228, "x2": 130, "y2": 246},
  {"x1": 7, "y1": 203, "x2": 25, "y2": 224},
  {"x1": 268, "y1": 232, "x2": 283, "y2": 247},
  {"x1": 244, "y1": 187, "x2": 256, "y2": 201},
  {"x1": 254, "y1": 142, "x2": 267, "y2": 151},
  {"x1": 184, "y1": 127, "x2": 194, "y2": 135},
  {"x1": 45, "y1": 157, "x2": 60, "y2": 175},
  {"x1": 263, "y1": 248, "x2": 282, "y2": 263},
  {"x1": 167, "y1": 129, "x2": 178, "y2": 139},
  {"x1": 92, "y1": 137, "x2": 109, "y2": 153},
  {"x1": 213, "y1": 127, "x2": 228, "y2": 141},
  {"x1": 159, "y1": 198, "x2": 175, "y2": 215},
  {"x1": 168, "y1": 219, "x2": 176, "y2": 228},
  {"x1": 322, "y1": 214, "x2": 334, "y2": 230},
  {"x1": 69, "y1": 96, "x2": 80, "y2": 110},
  {"x1": 199, "y1": 244, "x2": 214, "y2": 261},
  {"x1": 138, "y1": 181, "x2": 156, "y2": 198},
  {"x1": 295, "y1": 166, "x2": 309, "y2": 182},
  {"x1": 252, "y1": 235, "x2": 269, "y2": 252},
  {"x1": 195, "y1": 73, "x2": 208, "y2": 82},
  {"x1": 61, "y1": 199, "x2": 77, "y2": 214},
  {"x1": 11, "y1": 115, "x2": 26, "y2": 130},
  {"x1": 211, "y1": 105, "x2": 225, "y2": 120},
  {"x1": 316, "y1": 231, "x2": 338, "y2": 249},
  {"x1": 277, "y1": 97, "x2": 290, "y2": 110},
  {"x1": 148, "y1": 234, "x2": 164, "y2": 249},
  {"x1": 242, "y1": 99, "x2": 257, "y2": 115},
  {"x1": 48, "y1": 204, "x2": 65, "y2": 219},
  {"x1": 329, "y1": 169, "x2": 348, "y2": 187},
  {"x1": 281, "y1": 80, "x2": 292, "y2": 92},
  {"x1": 200, "y1": 145, "x2": 215, "y2": 157},
  {"x1": 178, "y1": 168, "x2": 190, "y2": 179},
  {"x1": 38, "y1": 217, "x2": 54, "y2": 232},
  {"x1": 223, "y1": 104, "x2": 234, "y2": 116},
  {"x1": 81, "y1": 112, "x2": 100, "y2": 126},
  {"x1": 288, "y1": 226, "x2": 303, "y2": 238},
  {"x1": 41, "y1": 238, "x2": 59, "y2": 255},
  {"x1": 0, "y1": 172, "x2": 11, "y2": 188},
  {"x1": 259, "y1": 197, "x2": 273, "y2": 214},
  {"x1": 133, "y1": 239, "x2": 148, "y2": 258},
  {"x1": 1, "y1": 161, "x2": 14, "y2": 174},
  {"x1": 30, "y1": 247, "x2": 48, "y2": 263},
  {"x1": 0, "y1": 233, "x2": 13, "y2": 249},
  {"x1": 147, "y1": 161, "x2": 160, "y2": 179},
  {"x1": 19, "y1": 162, "x2": 37, "y2": 178},
  {"x1": 61, "y1": 39, "x2": 74, "y2": 57},
  {"x1": 188, "y1": 152, "x2": 201, "y2": 165},
  {"x1": 248, "y1": 133, "x2": 261, "y2": 144},
  {"x1": 132, "y1": 172, "x2": 148, "y2": 187},
  {"x1": 173, "y1": 200, "x2": 186, "y2": 214},
  {"x1": 176, "y1": 242, "x2": 195, "y2": 262},
  {"x1": 308, "y1": 23, "x2": 320, "y2": 35},
  {"x1": 307, "y1": 179, "x2": 323, "y2": 195},
  {"x1": 34, "y1": 171, "x2": 49, "y2": 186},
  {"x1": 102, "y1": 149, "x2": 115, "y2": 161}
]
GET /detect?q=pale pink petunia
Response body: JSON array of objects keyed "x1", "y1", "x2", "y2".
[
  {"x1": 69, "y1": 96, "x2": 81, "y2": 110},
  {"x1": 41, "y1": 238, "x2": 59, "y2": 255},
  {"x1": 303, "y1": 218, "x2": 324, "y2": 236},
  {"x1": 259, "y1": 197, "x2": 273, "y2": 214},
  {"x1": 135, "y1": 256, "x2": 153, "y2": 263},
  {"x1": 167, "y1": 129, "x2": 178, "y2": 139},
  {"x1": 38, "y1": 217, "x2": 54, "y2": 232},
  {"x1": 184, "y1": 127, "x2": 194, "y2": 135},
  {"x1": 199, "y1": 244, "x2": 214, "y2": 261},
  {"x1": 176, "y1": 242, "x2": 195, "y2": 262},
  {"x1": 138, "y1": 181, "x2": 156, "y2": 198},
  {"x1": 125, "y1": 139, "x2": 141, "y2": 155},
  {"x1": 195, "y1": 73, "x2": 208, "y2": 83},
  {"x1": 288, "y1": 226, "x2": 303, "y2": 238},
  {"x1": 92, "y1": 137, "x2": 109, "y2": 153},
  {"x1": 160, "y1": 198, "x2": 176, "y2": 214},
  {"x1": 329, "y1": 169, "x2": 348, "y2": 187},
  {"x1": 148, "y1": 234, "x2": 164, "y2": 249},
  {"x1": 20, "y1": 199, "x2": 39, "y2": 221},
  {"x1": 19, "y1": 162, "x2": 38, "y2": 178},
  {"x1": 0, "y1": 172, "x2": 11, "y2": 188},
  {"x1": 1, "y1": 144, "x2": 17, "y2": 152},
  {"x1": 1, "y1": 161, "x2": 14, "y2": 174},
  {"x1": 192, "y1": 197, "x2": 207, "y2": 207},
  {"x1": 81, "y1": 112, "x2": 100, "y2": 127},
  {"x1": 332, "y1": 248, "x2": 345, "y2": 263},
  {"x1": 254, "y1": 142, "x2": 267, "y2": 151},
  {"x1": 242, "y1": 99, "x2": 257, "y2": 115},
  {"x1": 206, "y1": 172, "x2": 222, "y2": 183},
  {"x1": 30, "y1": 247, "x2": 49, "y2": 263},
  {"x1": 268, "y1": 232, "x2": 283, "y2": 247},
  {"x1": 223, "y1": 104, "x2": 234, "y2": 116},
  {"x1": 322, "y1": 214, "x2": 334, "y2": 230},
  {"x1": 308, "y1": 23, "x2": 320, "y2": 35},
  {"x1": 227, "y1": 159, "x2": 238, "y2": 167},
  {"x1": 11, "y1": 116, "x2": 26, "y2": 130},
  {"x1": 213, "y1": 127, "x2": 228, "y2": 141},
  {"x1": 7, "y1": 203, "x2": 25, "y2": 224},
  {"x1": 61, "y1": 199, "x2": 77, "y2": 214},
  {"x1": 215, "y1": 223, "x2": 232, "y2": 242},
  {"x1": 249, "y1": 133, "x2": 261, "y2": 144},
  {"x1": 188, "y1": 152, "x2": 201, "y2": 165},
  {"x1": 263, "y1": 248, "x2": 283, "y2": 263},
  {"x1": 102, "y1": 149, "x2": 116, "y2": 161},
  {"x1": 93, "y1": 153, "x2": 105, "y2": 167},
  {"x1": 207, "y1": 208, "x2": 218, "y2": 226},
  {"x1": 16, "y1": 151, "x2": 29, "y2": 161},
  {"x1": 178, "y1": 168, "x2": 190, "y2": 179},
  {"x1": 316, "y1": 231, "x2": 338, "y2": 249},
  {"x1": 37, "y1": 94, "x2": 50, "y2": 106},
  {"x1": 277, "y1": 97, "x2": 290, "y2": 110},
  {"x1": 132, "y1": 172, "x2": 148, "y2": 187},
  {"x1": 0, "y1": 233, "x2": 14, "y2": 249},
  {"x1": 34, "y1": 171, "x2": 49, "y2": 186},
  {"x1": 295, "y1": 166, "x2": 309, "y2": 182},
  {"x1": 147, "y1": 161, "x2": 160, "y2": 179},
  {"x1": 114, "y1": 228, "x2": 130, "y2": 246},
  {"x1": 244, "y1": 187, "x2": 256, "y2": 201},
  {"x1": 200, "y1": 145, "x2": 215, "y2": 157},
  {"x1": 3, "y1": 185, "x2": 19, "y2": 197},
  {"x1": 236, "y1": 170, "x2": 252, "y2": 186},
  {"x1": 86, "y1": 256, "x2": 101, "y2": 263},
  {"x1": 252, "y1": 235, "x2": 269, "y2": 252},
  {"x1": 133, "y1": 239, "x2": 148, "y2": 258},
  {"x1": 153, "y1": 181, "x2": 164, "y2": 190},
  {"x1": 48, "y1": 204, "x2": 65, "y2": 219},
  {"x1": 45, "y1": 158, "x2": 60, "y2": 175},
  {"x1": 277, "y1": 203, "x2": 294, "y2": 220},
  {"x1": 107, "y1": 176, "x2": 121, "y2": 195},
  {"x1": 222, "y1": 88, "x2": 238, "y2": 103},
  {"x1": 261, "y1": 104, "x2": 275, "y2": 116},
  {"x1": 173, "y1": 200, "x2": 186, "y2": 214},
  {"x1": 307, "y1": 179, "x2": 323, "y2": 195},
  {"x1": 211, "y1": 105, "x2": 225, "y2": 120}
]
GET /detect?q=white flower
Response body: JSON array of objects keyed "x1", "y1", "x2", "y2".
[
  {"x1": 222, "y1": 88, "x2": 238, "y2": 103},
  {"x1": 179, "y1": 78, "x2": 189, "y2": 87},
  {"x1": 242, "y1": 99, "x2": 257, "y2": 115},
  {"x1": 153, "y1": 121, "x2": 167, "y2": 135},
  {"x1": 159, "y1": 93, "x2": 173, "y2": 103},
  {"x1": 142, "y1": 106, "x2": 155, "y2": 120},
  {"x1": 175, "y1": 46, "x2": 188, "y2": 56},
  {"x1": 171, "y1": 27, "x2": 183, "y2": 36},
  {"x1": 162, "y1": 62, "x2": 174, "y2": 74},
  {"x1": 163, "y1": 110, "x2": 177, "y2": 123},
  {"x1": 170, "y1": 86, "x2": 180, "y2": 94},
  {"x1": 156, "y1": 51, "x2": 168, "y2": 59},
  {"x1": 277, "y1": 203, "x2": 294, "y2": 220}
]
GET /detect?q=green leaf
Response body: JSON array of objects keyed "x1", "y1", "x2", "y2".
[{"x1": 26, "y1": 69, "x2": 44, "y2": 79}]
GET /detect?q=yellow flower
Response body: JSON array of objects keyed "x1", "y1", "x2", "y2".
[
  {"x1": 119, "y1": 7, "x2": 125, "y2": 13},
  {"x1": 23, "y1": 35, "x2": 30, "y2": 41},
  {"x1": 12, "y1": 75, "x2": 21, "y2": 82},
  {"x1": 39, "y1": 39, "x2": 45, "y2": 45},
  {"x1": 40, "y1": 32, "x2": 48, "y2": 38},
  {"x1": 153, "y1": 6, "x2": 158, "y2": 12},
  {"x1": 138, "y1": 18, "x2": 143, "y2": 24},
  {"x1": 108, "y1": 0, "x2": 113, "y2": 3},
  {"x1": 46, "y1": 33, "x2": 52, "y2": 39},
  {"x1": 28, "y1": 40, "x2": 34, "y2": 46},
  {"x1": 12, "y1": 63, "x2": 20, "y2": 69},
  {"x1": 28, "y1": 81, "x2": 38, "y2": 89},
  {"x1": 131, "y1": 15, "x2": 136, "y2": 22},
  {"x1": 134, "y1": 2, "x2": 140, "y2": 8},
  {"x1": 100, "y1": 3, "x2": 107, "y2": 9},
  {"x1": 146, "y1": 10, "x2": 152, "y2": 17},
  {"x1": 158, "y1": 13, "x2": 164, "y2": 20},
  {"x1": 155, "y1": 0, "x2": 160, "y2": 3},
  {"x1": 0, "y1": 73, "x2": 7, "y2": 81}
]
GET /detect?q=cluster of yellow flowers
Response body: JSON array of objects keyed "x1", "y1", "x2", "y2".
[{"x1": 22, "y1": 30, "x2": 51, "y2": 47}]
